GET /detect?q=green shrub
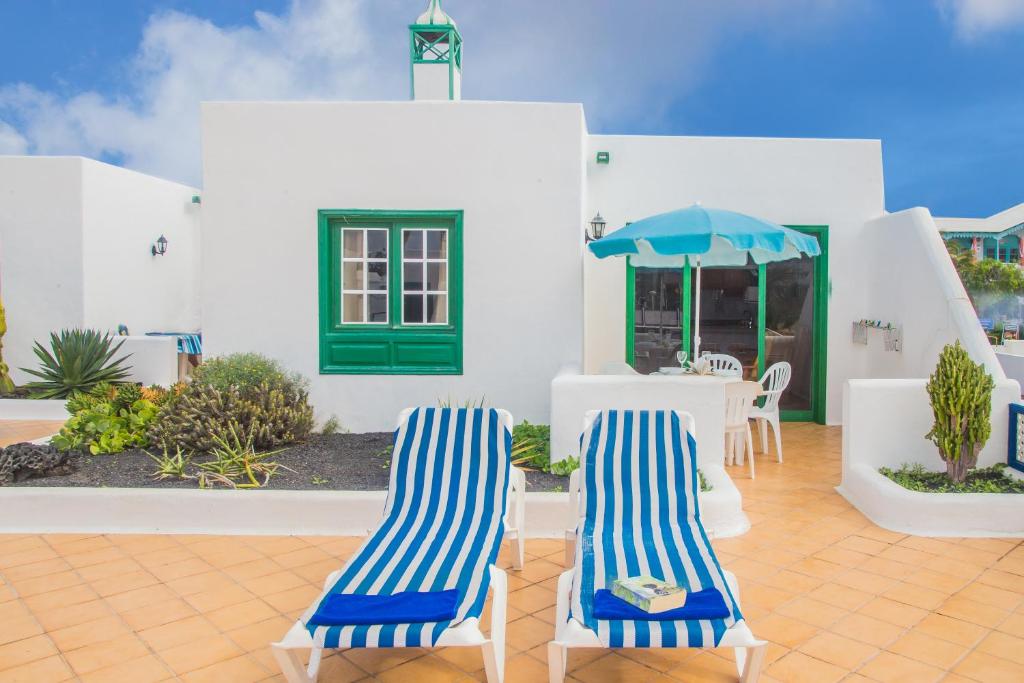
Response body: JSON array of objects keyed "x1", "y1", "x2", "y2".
[
  {"x1": 925, "y1": 342, "x2": 994, "y2": 483},
  {"x1": 195, "y1": 425, "x2": 288, "y2": 489},
  {"x1": 549, "y1": 455, "x2": 579, "y2": 476},
  {"x1": 22, "y1": 329, "x2": 132, "y2": 399},
  {"x1": 149, "y1": 377, "x2": 314, "y2": 453},
  {"x1": 52, "y1": 383, "x2": 160, "y2": 454},
  {"x1": 192, "y1": 353, "x2": 306, "y2": 395},
  {"x1": 320, "y1": 415, "x2": 341, "y2": 435}
]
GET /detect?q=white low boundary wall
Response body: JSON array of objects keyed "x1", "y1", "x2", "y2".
[
  {"x1": 839, "y1": 379, "x2": 1024, "y2": 537},
  {"x1": 551, "y1": 368, "x2": 727, "y2": 465},
  {"x1": 118, "y1": 335, "x2": 180, "y2": 387},
  {"x1": 0, "y1": 481, "x2": 748, "y2": 539},
  {"x1": 0, "y1": 399, "x2": 67, "y2": 420}
]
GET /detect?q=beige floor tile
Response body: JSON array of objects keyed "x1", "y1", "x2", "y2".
[
  {"x1": 937, "y1": 595, "x2": 1009, "y2": 628},
  {"x1": 139, "y1": 614, "x2": 220, "y2": 650},
  {"x1": 886, "y1": 630, "x2": 968, "y2": 669},
  {"x1": 766, "y1": 650, "x2": 846, "y2": 683},
  {"x1": 913, "y1": 613, "x2": 987, "y2": 648},
  {"x1": 857, "y1": 596, "x2": 928, "y2": 628},
  {"x1": 204, "y1": 597, "x2": 280, "y2": 632},
  {"x1": 856, "y1": 651, "x2": 944, "y2": 683},
  {"x1": 63, "y1": 633, "x2": 151, "y2": 675},
  {"x1": 224, "y1": 615, "x2": 292, "y2": 651},
  {"x1": 797, "y1": 631, "x2": 878, "y2": 670},
  {"x1": 952, "y1": 650, "x2": 1023, "y2": 683},
  {"x1": 0, "y1": 635, "x2": 57, "y2": 670},
  {"x1": 829, "y1": 613, "x2": 904, "y2": 648},
  {"x1": 157, "y1": 633, "x2": 244, "y2": 675},
  {"x1": 975, "y1": 630, "x2": 1024, "y2": 666},
  {"x1": 48, "y1": 615, "x2": 129, "y2": 651},
  {"x1": 0, "y1": 654, "x2": 74, "y2": 683},
  {"x1": 179, "y1": 654, "x2": 270, "y2": 683},
  {"x1": 77, "y1": 655, "x2": 174, "y2": 683},
  {"x1": 119, "y1": 597, "x2": 198, "y2": 630}
]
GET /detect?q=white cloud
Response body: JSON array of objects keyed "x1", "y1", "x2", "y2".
[
  {"x1": 0, "y1": 120, "x2": 28, "y2": 154},
  {"x1": 0, "y1": 0, "x2": 851, "y2": 186},
  {"x1": 938, "y1": 0, "x2": 1024, "y2": 40}
]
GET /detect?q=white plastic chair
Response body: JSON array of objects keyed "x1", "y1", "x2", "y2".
[
  {"x1": 749, "y1": 362, "x2": 791, "y2": 463},
  {"x1": 724, "y1": 381, "x2": 761, "y2": 479},
  {"x1": 703, "y1": 353, "x2": 743, "y2": 377}
]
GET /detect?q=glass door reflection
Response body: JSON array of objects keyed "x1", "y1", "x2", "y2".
[
  {"x1": 689, "y1": 266, "x2": 760, "y2": 380},
  {"x1": 632, "y1": 267, "x2": 682, "y2": 375}
]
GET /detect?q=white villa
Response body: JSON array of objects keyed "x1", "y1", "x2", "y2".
[{"x1": 0, "y1": 1, "x2": 1020, "y2": 539}]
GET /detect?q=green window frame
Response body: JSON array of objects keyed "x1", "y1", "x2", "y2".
[{"x1": 318, "y1": 209, "x2": 463, "y2": 375}]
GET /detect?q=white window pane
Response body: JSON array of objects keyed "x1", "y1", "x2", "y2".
[
  {"x1": 403, "y1": 230, "x2": 423, "y2": 259},
  {"x1": 343, "y1": 262, "x2": 364, "y2": 290},
  {"x1": 426, "y1": 262, "x2": 446, "y2": 291},
  {"x1": 367, "y1": 262, "x2": 387, "y2": 291},
  {"x1": 403, "y1": 262, "x2": 424, "y2": 291},
  {"x1": 343, "y1": 293, "x2": 364, "y2": 323},
  {"x1": 427, "y1": 294, "x2": 447, "y2": 324},
  {"x1": 343, "y1": 230, "x2": 363, "y2": 258},
  {"x1": 427, "y1": 230, "x2": 447, "y2": 259},
  {"x1": 367, "y1": 229, "x2": 388, "y2": 259},
  {"x1": 367, "y1": 294, "x2": 387, "y2": 323},
  {"x1": 404, "y1": 294, "x2": 424, "y2": 323}
]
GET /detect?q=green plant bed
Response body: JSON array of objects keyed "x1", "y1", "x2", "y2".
[{"x1": 879, "y1": 464, "x2": 1024, "y2": 493}]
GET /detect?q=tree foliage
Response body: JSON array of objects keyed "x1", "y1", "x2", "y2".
[{"x1": 946, "y1": 241, "x2": 1024, "y2": 294}]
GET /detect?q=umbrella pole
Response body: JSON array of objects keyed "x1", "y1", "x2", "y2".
[{"x1": 693, "y1": 257, "x2": 702, "y2": 359}]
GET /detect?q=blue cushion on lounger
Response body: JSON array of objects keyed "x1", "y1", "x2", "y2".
[
  {"x1": 307, "y1": 589, "x2": 460, "y2": 626},
  {"x1": 592, "y1": 588, "x2": 730, "y2": 621}
]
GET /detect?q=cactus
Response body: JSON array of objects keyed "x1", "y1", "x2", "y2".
[
  {"x1": 0, "y1": 297, "x2": 14, "y2": 394},
  {"x1": 925, "y1": 342, "x2": 994, "y2": 483}
]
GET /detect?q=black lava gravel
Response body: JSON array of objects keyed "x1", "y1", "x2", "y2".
[{"x1": 7, "y1": 433, "x2": 569, "y2": 492}]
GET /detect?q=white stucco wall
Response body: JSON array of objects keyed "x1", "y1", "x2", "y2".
[
  {"x1": 81, "y1": 159, "x2": 201, "y2": 335},
  {"x1": 201, "y1": 101, "x2": 585, "y2": 431},
  {"x1": 0, "y1": 157, "x2": 85, "y2": 384},
  {"x1": 0, "y1": 156, "x2": 199, "y2": 386},
  {"x1": 861, "y1": 207, "x2": 1004, "y2": 380},
  {"x1": 583, "y1": 135, "x2": 886, "y2": 425}
]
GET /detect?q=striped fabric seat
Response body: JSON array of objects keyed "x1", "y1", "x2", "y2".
[
  {"x1": 569, "y1": 409, "x2": 742, "y2": 648},
  {"x1": 301, "y1": 407, "x2": 511, "y2": 649}
]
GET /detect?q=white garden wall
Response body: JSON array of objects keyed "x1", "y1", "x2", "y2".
[
  {"x1": 0, "y1": 157, "x2": 85, "y2": 385},
  {"x1": 0, "y1": 156, "x2": 199, "y2": 386},
  {"x1": 582, "y1": 135, "x2": 885, "y2": 425},
  {"x1": 81, "y1": 159, "x2": 201, "y2": 335},
  {"x1": 201, "y1": 101, "x2": 586, "y2": 432},
  {"x1": 860, "y1": 208, "x2": 1003, "y2": 380}
]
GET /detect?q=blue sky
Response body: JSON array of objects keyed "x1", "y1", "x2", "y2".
[{"x1": 1, "y1": 0, "x2": 1022, "y2": 217}]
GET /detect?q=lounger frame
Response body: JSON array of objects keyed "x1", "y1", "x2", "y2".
[
  {"x1": 272, "y1": 408, "x2": 526, "y2": 683},
  {"x1": 548, "y1": 410, "x2": 767, "y2": 683}
]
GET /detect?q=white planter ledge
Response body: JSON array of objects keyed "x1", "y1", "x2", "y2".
[
  {"x1": 0, "y1": 398, "x2": 67, "y2": 421},
  {"x1": 837, "y1": 463, "x2": 1024, "y2": 538},
  {"x1": 699, "y1": 464, "x2": 751, "y2": 538},
  {"x1": 0, "y1": 470, "x2": 750, "y2": 538}
]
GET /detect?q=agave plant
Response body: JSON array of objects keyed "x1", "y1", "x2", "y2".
[{"x1": 22, "y1": 329, "x2": 132, "y2": 399}]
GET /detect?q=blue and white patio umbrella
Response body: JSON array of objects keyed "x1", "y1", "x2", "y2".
[{"x1": 588, "y1": 204, "x2": 821, "y2": 359}]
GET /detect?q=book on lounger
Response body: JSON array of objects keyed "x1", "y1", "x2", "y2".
[{"x1": 610, "y1": 576, "x2": 688, "y2": 613}]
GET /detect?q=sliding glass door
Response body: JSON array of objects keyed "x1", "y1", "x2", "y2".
[{"x1": 626, "y1": 226, "x2": 828, "y2": 422}]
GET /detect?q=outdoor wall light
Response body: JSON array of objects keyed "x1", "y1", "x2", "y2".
[
  {"x1": 586, "y1": 212, "x2": 606, "y2": 243},
  {"x1": 151, "y1": 235, "x2": 168, "y2": 256}
]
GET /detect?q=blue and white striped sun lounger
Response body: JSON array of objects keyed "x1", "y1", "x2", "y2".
[
  {"x1": 273, "y1": 407, "x2": 526, "y2": 683},
  {"x1": 548, "y1": 409, "x2": 766, "y2": 683}
]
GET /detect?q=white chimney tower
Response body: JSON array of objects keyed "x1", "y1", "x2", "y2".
[{"x1": 409, "y1": 0, "x2": 462, "y2": 101}]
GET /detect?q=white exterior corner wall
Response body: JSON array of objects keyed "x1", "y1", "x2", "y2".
[
  {"x1": 861, "y1": 208, "x2": 1005, "y2": 381},
  {"x1": 840, "y1": 379, "x2": 1024, "y2": 536},
  {"x1": 0, "y1": 156, "x2": 199, "y2": 386},
  {"x1": 201, "y1": 101, "x2": 586, "y2": 431},
  {"x1": 582, "y1": 135, "x2": 886, "y2": 425},
  {"x1": 0, "y1": 157, "x2": 86, "y2": 385},
  {"x1": 80, "y1": 159, "x2": 201, "y2": 337}
]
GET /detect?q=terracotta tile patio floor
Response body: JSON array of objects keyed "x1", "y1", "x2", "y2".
[
  {"x1": 0, "y1": 420, "x2": 64, "y2": 448},
  {"x1": 2, "y1": 422, "x2": 1023, "y2": 682}
]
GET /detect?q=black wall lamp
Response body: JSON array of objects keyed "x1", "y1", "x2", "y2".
[
  {"x1": 151, "y1": 235, "x2": 168, "y2": 256},
  {"x1": 586, "y1": 212, "x2": 606, "y2": 243}
]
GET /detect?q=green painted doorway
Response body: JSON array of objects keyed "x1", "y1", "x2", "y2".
[{"x1": 625, "y1": 225, "x2": 829, "y2": 423}]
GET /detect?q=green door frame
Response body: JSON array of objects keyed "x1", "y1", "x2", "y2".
[{"x1": 625, "y1": 225, "x2": 829, "y2": 424}]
